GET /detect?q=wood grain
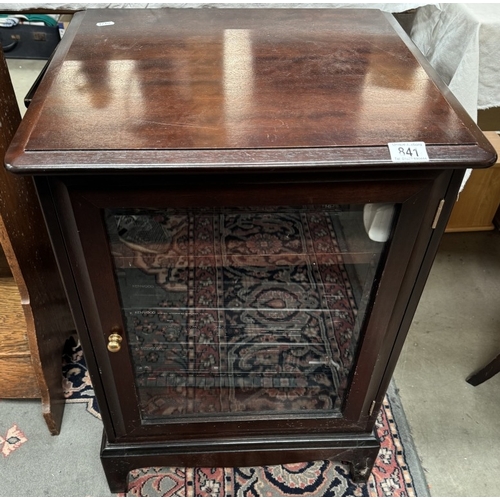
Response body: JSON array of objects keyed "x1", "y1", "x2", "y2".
[
  {"x1": 24, "y1": 9, "x2": 473, "y2": 150},
  {"x1": 0, "y1": 357, "x2": 40, "y2": 399},
  {"x1": 0, "y1": 277, "x2": 29, "y2": 354},
  {"x1": 6, "y1": 9, "x2": 496, "y2": 173}
]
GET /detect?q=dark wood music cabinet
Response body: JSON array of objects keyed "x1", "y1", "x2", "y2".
[{"x1": 5, "y1": 8, "x2": 496, "y2": 493}]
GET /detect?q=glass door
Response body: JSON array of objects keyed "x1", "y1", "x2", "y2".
[{"x1": 102, "y1": 204, "x2": 394, "y2": 422}]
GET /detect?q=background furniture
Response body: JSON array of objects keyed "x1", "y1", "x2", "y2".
[
  {"x1": 5, "y1": 8, "x2": 495, "y2": 492},
  {"x1": 0, "y1": 47, "x2": 73, "y2": 435},
  {"x1": 467, "y1": 353, "x2": 500, "y2": 386},
  {"x1": 446, "y1": 132, "x2": 500, "y2": 232},
  {"x1": 409, "y1": 4, "x2": 500, "y2": 232}
]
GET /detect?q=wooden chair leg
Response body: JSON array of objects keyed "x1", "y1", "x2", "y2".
[
  {"x1": 466, "y1": 353, "x2": 500, "y2": 386},
  {"x1": 0, "y1": 48, "x2": 74, "y2": 434}
]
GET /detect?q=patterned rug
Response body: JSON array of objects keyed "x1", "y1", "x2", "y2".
[{"x1": 63, "y1": 339, "x2": 426, "y2": 497}]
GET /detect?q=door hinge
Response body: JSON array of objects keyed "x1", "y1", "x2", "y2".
[
  {"x1": 369, "y1": 400, "x2": 377, "y2": 416},
  {"x1": 431, "y1": 199, "x2": 446, "y2": 229}
]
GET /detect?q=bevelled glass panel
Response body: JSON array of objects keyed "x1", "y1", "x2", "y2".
[{"x1": 104, "y1": 205, "x2": 395, "y2": 421}]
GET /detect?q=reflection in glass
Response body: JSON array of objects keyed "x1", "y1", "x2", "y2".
[{"x1": 104, "y1": 205, "x2": 394, "y2": 421}]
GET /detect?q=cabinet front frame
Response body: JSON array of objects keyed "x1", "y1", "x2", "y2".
[{"x1": 45, "y1": 170, "x2": 445, "y2": 442}]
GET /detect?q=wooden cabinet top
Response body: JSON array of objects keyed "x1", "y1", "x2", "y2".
[{"x1": 5, "y1": 8, "x2": 496, "y2": 174}]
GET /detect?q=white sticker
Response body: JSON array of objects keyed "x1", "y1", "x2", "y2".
[
  {"x1": 96, "y1": 21, "x2": 115, "y2": 27},
  {"x1": 388, "y1": 142, "x2": 429, "y2": 163}
]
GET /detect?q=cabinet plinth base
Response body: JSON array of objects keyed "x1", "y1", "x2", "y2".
[{"x1": 100, "y1": 431, "x2": 380, "y2": 493}]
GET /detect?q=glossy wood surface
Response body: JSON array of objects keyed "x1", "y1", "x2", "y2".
[{"x1": 6, "y1": 8, "x2": 496, "y2": 173}]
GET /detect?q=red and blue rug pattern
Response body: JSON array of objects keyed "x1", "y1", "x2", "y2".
[{"x1": 63, "y1": 339, "x2": 419, "y2": 497}]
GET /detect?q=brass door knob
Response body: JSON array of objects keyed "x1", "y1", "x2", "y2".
[{"x1": 107, "y1": 333, "x2": 123, "y2": 352}]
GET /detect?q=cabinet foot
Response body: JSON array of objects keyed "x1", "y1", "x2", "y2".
[
  {"x1": 100, "y1": 459, "x2": 131, "y2": 494},
  {"x1": 100, "y1": 431, "x2": 380, "y2": 493},
  {"x1": 349, "y1": 450, "x2": 378, "y2": 483}
]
